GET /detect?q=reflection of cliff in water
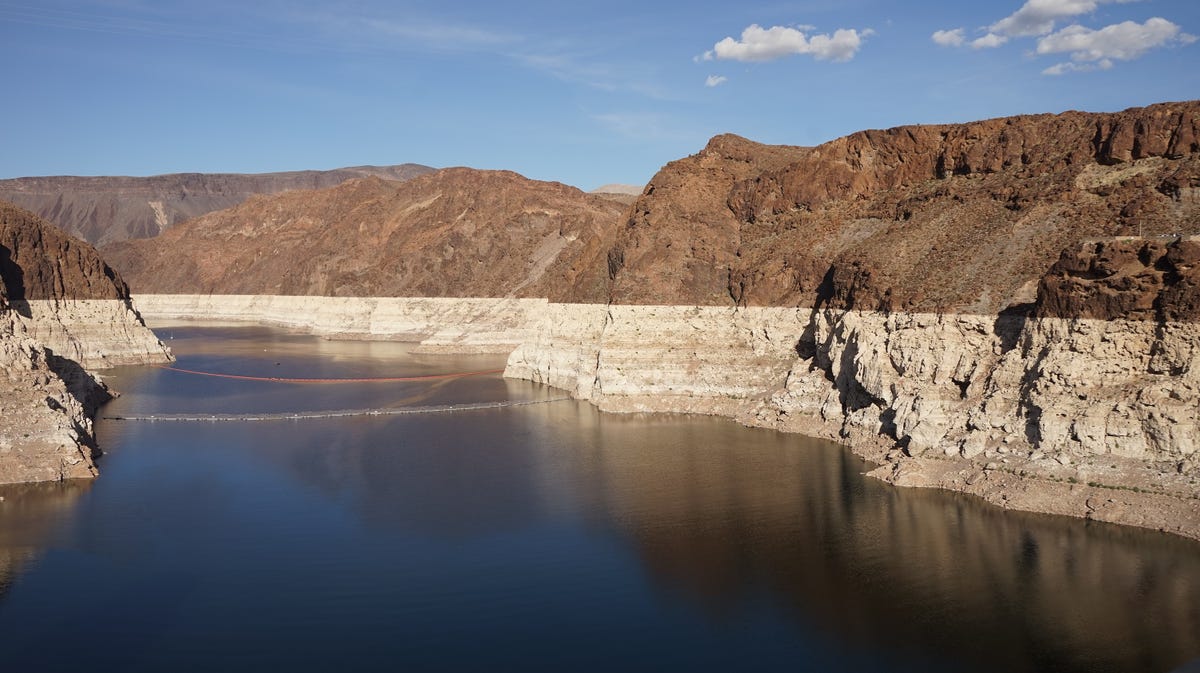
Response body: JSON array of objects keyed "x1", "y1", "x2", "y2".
[
  {"x1": 97, "y1": 375, "x2": 552, "y2": 540},
  {"x1": 90, "y1": 352, "x2": 1200, "y2": 673},
  {"x1": 0, "y1": 482, "x2": 89, "y2": 601},
  {"x1": 264, "y1": 403, "x2": 549, "y2": 537},
  {"x1": 553, "y1": 407, "x2": 1200, "y2": 673}
]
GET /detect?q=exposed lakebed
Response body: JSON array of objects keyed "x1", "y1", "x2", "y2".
[{"x1": 1, "y1": 324, "x2": 1199, "y2": 672}]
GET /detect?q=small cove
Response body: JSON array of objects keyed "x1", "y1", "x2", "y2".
[{"x1": 1, "y1": 323, "x2": 1199, "y2": 672}]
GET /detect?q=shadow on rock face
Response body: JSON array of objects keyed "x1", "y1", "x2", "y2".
[{"x1": 44, "y1": 351, "x2": 112, "y2": 415}]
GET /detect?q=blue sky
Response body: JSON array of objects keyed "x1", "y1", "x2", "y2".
[{"x1": 2, "y1": 0, "x2": 1197, "y2": 190}]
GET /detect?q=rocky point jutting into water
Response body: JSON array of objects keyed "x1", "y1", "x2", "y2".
[
  {"x1": 0, "y1": 201, "x2": 170, "y2": 484},
  {"x1": 113, "y1": 101, "x2": 1200, "y2": 537}
]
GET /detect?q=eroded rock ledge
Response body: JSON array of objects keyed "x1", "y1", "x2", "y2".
[
  {"x1": 134, "y1": 291, "x2": 1200, "y2": 539},
  {"x1": 1, "y1": 202, "x2": 171, "y2": 484}
]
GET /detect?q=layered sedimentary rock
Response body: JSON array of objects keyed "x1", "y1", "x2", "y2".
[
  {"x1": 1, "y1": 202, "x2": 171, "y2": 369},
  {"x1": 504, "y1": 296, "x2": 1200, "y2": 537},
  {"x1": 0, "y1": 309, "x2": 102, "y2": 483},
  {"x1": 0, "y1": 164, "x2": 434, "y2": 245},
  {"x1": 506, "y1": 304, "x2": 806, "y2": 413},
  {"x1": 12, "y1": 299, "x2": 173, "y2": 369},
  {"x1": 0, "y1": 201, "x2": 170, "y2": 484},
  {"x1": 134, "y1": 294, "x2": 547, "y2": 353},
  {"x1": 127, "y1": 285, "x2": 1200, "y2": 536}
]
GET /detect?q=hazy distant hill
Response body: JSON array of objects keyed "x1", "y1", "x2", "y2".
[
  {"x1": 0, "y1": 164, "x2": 434, "y2": 245},
  {"x1": 589, "y1": 183, "x2": 644, "y2": 205}
]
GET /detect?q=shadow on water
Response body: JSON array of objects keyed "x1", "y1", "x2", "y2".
[
  {"x1": 560, "y1": 414, "x2": 1200, "y2": 673},
  {"x1": 149, "y1": 391, "x2": 1200, "y2": 673},
  {"x1": 1, "y1": 324, "x2": 1197, "y2": 673}
]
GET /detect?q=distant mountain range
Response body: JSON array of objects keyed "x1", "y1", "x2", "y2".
[
  {"x1": 590, "y1": 184, "x2": 643, "y2": 195},
  {"x1": 0, "y1": 164, "x2": 434, "y2": 245},
  {"x1": 103, "y1": 168, "x2": 627, "y2": 301}
]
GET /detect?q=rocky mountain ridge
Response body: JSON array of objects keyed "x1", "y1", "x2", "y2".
[
  {"x1": 0, "y1": 163, "x2": 434, "y2": 246},
  {"x1": 108, "y1": 102, "x2": 1200, "y2": 323},
  {"x1": 104, "y1": 168, "x2": 627, "y2": 302},
  {"x1": 609, "y1": 100, "x2": 1199, "y2": 312}
]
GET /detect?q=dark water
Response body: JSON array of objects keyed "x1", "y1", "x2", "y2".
[{"x1": 2, "y1": 324, "x2": 1199, "y2": 673}]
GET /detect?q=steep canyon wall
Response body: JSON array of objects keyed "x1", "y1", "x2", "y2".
[
  {"x1": 507, "y1": 300, "x2": 1200, "y2": 537},
  {"x1": 104, "y1": 102, "x2": 1200, "y2": 533},
  {"x1": 134, "y1": 290, "x2": 1200, "y2": 537}
]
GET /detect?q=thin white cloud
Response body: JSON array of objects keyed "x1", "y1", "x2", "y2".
[
  {"x1": 514, "y1": 51, "x2": 672, "y2": 99},
  {"x1": 705, "y1": 24, "x2": 871, "y2": 63},
  {"x1": 1042, "y1": 58, "x2": 1114, "y2": 74},
  {"x1": 931, "y1": 28, "x2": 965, "y2": 47},
  {"x1": 359, "y1": 17, "x2": 519, "y2": 49},
  {"x1": 1037, "y1": 17, "x2": 1196, "y2": 62},
  {"x1": 704, "y1": 74, "x2": 728, "y2": 87},
  {"x1": 591, "y1": 112, "x2": 676, "y2": 141},
  {"x1": 990, "y1": 0, "x2": 1139, "y2": 38},
  {"x1": 971, "y1": 33, "x2": 1009, "y2": 49}
]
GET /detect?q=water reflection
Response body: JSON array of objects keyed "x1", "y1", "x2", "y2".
[
  {"x1": 0, "y1": 482, "x2": 89, "y2": 598},
  {"x1": 104, "y1": 384, "x2": 1199, "y2": 672},
  {"x1": 3, "y1": 324, "x2": 1196, "y2": 673},
  {"x1": 543, "y1": 405, "x2": 1200, "y2": 673}
]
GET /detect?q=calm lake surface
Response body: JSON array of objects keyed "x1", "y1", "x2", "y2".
[{"x1": 2, "y1": 324, "x2": 1200, "y2": 672}]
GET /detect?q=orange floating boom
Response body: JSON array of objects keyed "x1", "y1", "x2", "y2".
[{"x1": 156, "y1": 365, "x2": 505, "y2": 384}]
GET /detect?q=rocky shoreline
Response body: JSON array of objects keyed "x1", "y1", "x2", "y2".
[
  {"x1": 133, "y1": 293, "x2": 1200, "y2": 541},
  {"x1": 0, "y1": 202, "x2": 171, "y2": 485}
]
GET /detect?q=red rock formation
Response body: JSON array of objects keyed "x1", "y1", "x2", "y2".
[
  {"x1": 1037, "y1": 237, "x2": 1200, "y2": 322},
  {"x1": 610, "y1": 100, "x2": 1200, "y2": 313},
  {"x1": 0, "y1": 201, "x2": 130, "y2": 301},
  {"x1": 0, "y1": 164, "x2": 434, "y2": 246},
  {"x1": 104, "y1": 169, "x2": 627, "y2": 302},
  {"x1": 103, "y1": 102, "x2": 1200, "y2": 320},
  {"x1": 608, "y1": 134, "x2": 809, "y2": 305},
  {"x1": 0, "y1": 201, "x2": 170, "y2": 485}
]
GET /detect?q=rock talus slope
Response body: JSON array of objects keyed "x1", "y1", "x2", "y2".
[
  {"x1": 134, "y1": 294, "x2": 549, "y2": 353},
  {"x1": 0, "y1": 201, "x2": 170, "y2": 484}
]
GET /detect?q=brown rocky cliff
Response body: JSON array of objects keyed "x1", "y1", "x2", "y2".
[
  {"x1": 102, "y1": 102, "x2": 1200, "y2": 320},
  {"x1": 103, "y1": 168, "x2": 627, "y2": 302},
  {"x1": 607, "y1": 134, "x2": 809, "y2": 305},
  {"x1": 0, "y1": 164, "x2": 434, "y2": 246},
  {"x1": 0, "y1": 201, "x2": 169, "y2": 485},
  {"x1": 1036, "y1": 237, "x2": 1200, "y2": 322},
  {"x1": 0, "y1": 201, "x2": 130, "y2": 301},
  {"x1": 610, "y1": 101, "x2": 1200, "y2": 313}
]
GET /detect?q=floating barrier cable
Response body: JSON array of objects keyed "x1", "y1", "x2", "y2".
[
  {"x1": 156, "y1": 365, "x2": 505, "y2": 385},
  {"x1": 104, "y1": 397, "x2": 571, "y2": 422}
]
